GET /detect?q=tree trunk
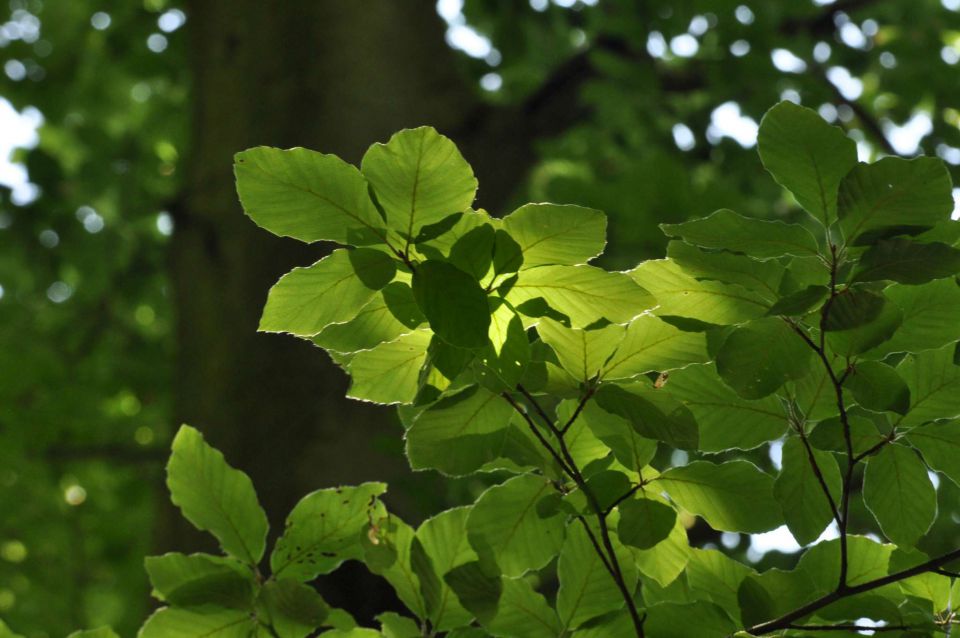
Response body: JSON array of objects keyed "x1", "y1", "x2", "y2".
[{"x1": 166, "y1": 0, "x2": 478, "y2": 619}]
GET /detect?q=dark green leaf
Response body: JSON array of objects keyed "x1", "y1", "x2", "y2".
[
  {"x1": 765, "y1": 285, "x2": 829, "y2": 317},
  {"x1": 449, "y1": 224, "x2": 495, "y2": 281},
  {"x1": 839, "y1": 157, "x2": 953, "y2": 243},
  {"x1": 715, "y1": 317, "x2": 812, "y2": 399},
  {"x1": 594, "y1": 384, "x2": 699, "y2": 449},
  {"x1": 261, "y1": 579, "x2": 330, "y2": 638},
  {"x1": 851, "y1": 238, "x2": 960, "y2": 285},
  {"x1": 660, "y1": 209, "x2": 820, "y2": 259},
  {"x1": 413, "y1": 260, "x2": 490, "y2": 348},
  {"x1": 906, "y1": 420, "x2": 960, "y2": 486},
  {"x1": 617, "y1": 497, "x2": 677, "y2": 550},
  {"x1": 843, "y1": 361, "x2": 910, "y2": 414},
  {"x1": 144, "y1": 552, "x2": 253, "y2": 608}
]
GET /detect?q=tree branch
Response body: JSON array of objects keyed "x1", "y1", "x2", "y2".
[{"x1": 744, "y1": 546, "x2": 960, "y2": 635}]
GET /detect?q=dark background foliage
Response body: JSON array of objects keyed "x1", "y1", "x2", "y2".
[{"x1": 1, "y1": 0, "x2": 959, "y2": 634}]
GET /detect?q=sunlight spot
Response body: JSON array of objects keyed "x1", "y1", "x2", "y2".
[
  {"x1": 937, "y1": 143, "x2": 960, "y2": 165},
  {"x1": 826, "y1": 66, "x2": 863, "y2": 99},
  {"x1": 64, "y1": 484, "x2": 87, "y2": 506},
  {"x1": 156, "y1": 211, "x2": 174, "y2": 236},
  {"x1": 38, "y1": 228, "x2": 58, "y2": 248},
  {"x1": 0, "y1": 284, "x2": 4, "y2": 300},
  {"x1": 749, "y1": 526, "x2": 801, "y2": 560},
  {"x1": 46, "y1": 281, "x2": 72, "y2": 303},
  {"x1": 670, "y1": 449, "x2": 689, "y2": 467},
  {"x1": 131, "y1": 82, "x2": 152, "y2": 102},
  {"x1": 647, "y1": 31, "x2": 667, "y2": 58},
  {"x1": 768, "y1": 440, "x2": 784, "y2": 470},
  {"x1": 0, "y1": 540, "x2": 26, "y2": 563},
  {"x1": 530, "y1": 0, "x2": 549, "y2": 11},
  {"x1": 480, "y1": 72, "x2": 502, "y2": 92},
  {"x1": 672, "y1": 123, "x2": 696, "y2": 151},
  {"x1": 772, "y1": 48, "x2": 807, "y2": 73},
  {"x1": 688, "y1": 15, "x2": 709, "y2": 36},
  {"x1": 879, "y1": 51, "x2": 897, "y2": 68},
  {"x1": 813, "y1": 41, "x2": 831, "y2": 63},
  {"x1": 819, "y1": 103, "x2": 838, "y2": 122},
  {"x1": 839, "y1": 22, "x2": 867, "y2": 49},
  {"x1": 4, "y1": 59, "x2": 26, "y2": 81},
  {"x1": 707, "y1": 101, "x2": 758, "y2": 147},
  {"x1": 735, "y1": 5, "x2": 754, "y2": 25},
  {"x1": 670, "y1": 34, "x2": 699, "y2": 57},
  {"x1": 942, "y1": 46, "x2": 959, "y2": 65},
  {"x1": 780, "y1": 89, "x2": 801, "y2": 104},
  {"x1": 90, "y1": 11, "x2": 111, "y2": 30},
  {"x1": 952, "y1": 188, "x2": 960, "y2": 220},
  {"x1": 721, "y1": 532, "x2": 741, "y2": 549},
  {"x1": 943, "y1": 0, "x2": 960, "y2": 10},
  {"x1": 158, "y1": 8, "x2": 187, "y2": 32},
  {"x1": 884, "y1": 111, "x2": 932, "y2": 155},
  {"x1": 147, "y1": 33, "x2": 168, "y2": 53},
  {"x1": 730, "y1": 39, "x2": 750, "y2": 57},
  {"x1": 135, "y1": 426, "x2": 155, "y2": 446}
]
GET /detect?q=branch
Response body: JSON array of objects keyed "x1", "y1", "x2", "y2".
[
  {"x1": 782, "y1": 623, "x2": 910, "y2": 633},
  {"x1": 502, "y1": 387, "x2": 645, "y2": 637},
  {"x1": 796, "y1": 428, "x2": 842, "y2": 524},
  {"x1": 745, "y1": 547, "x2": 960, "y2": 635}
]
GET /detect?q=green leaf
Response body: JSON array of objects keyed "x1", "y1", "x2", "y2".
[
  {"x1": 466, "y1": 474, "x2": 565, "y2": 577},
  {"x1": 138, "y1": 607, "x2": 256, "y2": 638},
  {"x1": 822, "y1": 287, "x2": 886, "y2": 331},
  {"x1": 361, "y1": 127, "x2": 477, "y2": 241},
  {"x1": 377, "y1": 613, "x2": 421, "y2": 638},
  {"x1": 444, "y1": 561, "x2": 502, "y2": 625},
  {"x1": 905, "y1": 420, "x2": 960, "y2": 486},
  {"x1": 449, "y1": 224, "x2": 495, "y2": 281},
  {"x1": 629, "y1": 259, "x2": 769, "y2": 325},
  {"x1": 416, "y1": 508, "x2": 478, "y2": 631},
  {"x1": 556, "y1": 399, "x2": 617, "y2": 468},
  {"x1": 667, "y1": 240, "x2": 784, "y2": 299},
  {"x1": 405, "y1": 385, "x2": 515, "y2": 475},
  {"x1": 594, "y1": 383, "x2": 699, "y2": 450},
  {"x1": 863, "y1": 443, "x2": 937, "y2": 546},
  {"x1": 578, "y1": 400, "x2": 657, "y2": 470},
  {"x1": 261, "y1": 579, "x2": 330, "y2": 638},
  {"x1": 484, "y1": 577, "x2": 561, "y2": 638},
  {"x1": 663, "y1": 364, "x2": 787, "y2": 452},
  {"x1": 773, "y1": 437, "x2": 842, "y2": 546},
  {"x1": 67, "y1": 630, "x2": 120, "y2": 638},
  {"x1": 825, "y1": 293, "x2": 902, "y2": 356},
  {"x1": 537, "y1": 318, "x2": 623, "y2": 381},
  {"x1": 346, "y1": 329, "x2": 431, "y2": 405},
  {"x1": 839, "y1": 157, "x2": 954, "y2": 243},
  {"x1": 501, "y1": 203, "x2": 606, "y2": 268},
  {"x1": 643, "y1": 601, "x2": 736, "y2": 638},
  {"x1": 364, "y1": 517, "x2": 427, "y2": 619},
  {"x1": 865, "y1": 278, "x2": 960, "y2": 357},
  {"x1": 798, "y1": 535, "x2": 893, "y2": 590},
  {"x1": 0, "y1": 621, "x2": 24, "y2": 638},
  {"x1": 631, "y1": 511, "x2": 690, "y2": 587},
  {"x1": 260, "y1": 249, "x2": 396, "y2": 336},
  {"x1": 509, "y1": 265, "x2": 655, "y2": 327},
  {"x1": 897, "y1": 343, "x2": 960, "y2": 427},
  {"x1": 765, "y1": 285, "x2": 829, "y2": 317},
  {"x1": 313, "y1": 283, "x2": 422, "y2": 353},
  {"x1": 808, "y1": 415, "x2": 884, "y2": 456},
  {"x1": 715, "y1": 317, "x2": 812, "y2": 399},
  {"x1": 843, "y1": 360, "x2": 910, "y2": 414},
  {"x1": 271, "y1": 482, "x2": 388, "y2": 581},
  {"x1": 657, "y1": 461, "x2": 782, "y2": 532},
  {"x1": 756, "y1": 100, "x2": 857, "y2": 226},
  {"x1": 617, "y1": 496, "x2": 677, "y2": 550},
  {"x1": 851, "y1": 238, "x2": 960, "y2": 284},
  {"x1": 660, "y1": 209, "x2": 820, "y2": 259},
  {"x1": 601, "y1": 314, "x2": 708, "y2": 381},
  {"x1": 144, "y1": 552, "x2": 253, "y2": 607},
  {"x1": 166, "y1": 425, "x2": 268, "y2": 565},
  {"x1": 412, "y1": 260, "x2": 490, "y2": 348},
  {"x1": 235, "y1": 146, "x2": 386, "y2": 245},
  {"x1": 557, "y1": 522, "x2": 637, "y2": 630},
  {"x1": 685, "y1": 548, "x2": 754, "y2": 617}
]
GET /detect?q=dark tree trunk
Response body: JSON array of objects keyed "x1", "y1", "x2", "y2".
[{"x1": 165, "y1": 0, "x2": 481, "y2": 619}]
